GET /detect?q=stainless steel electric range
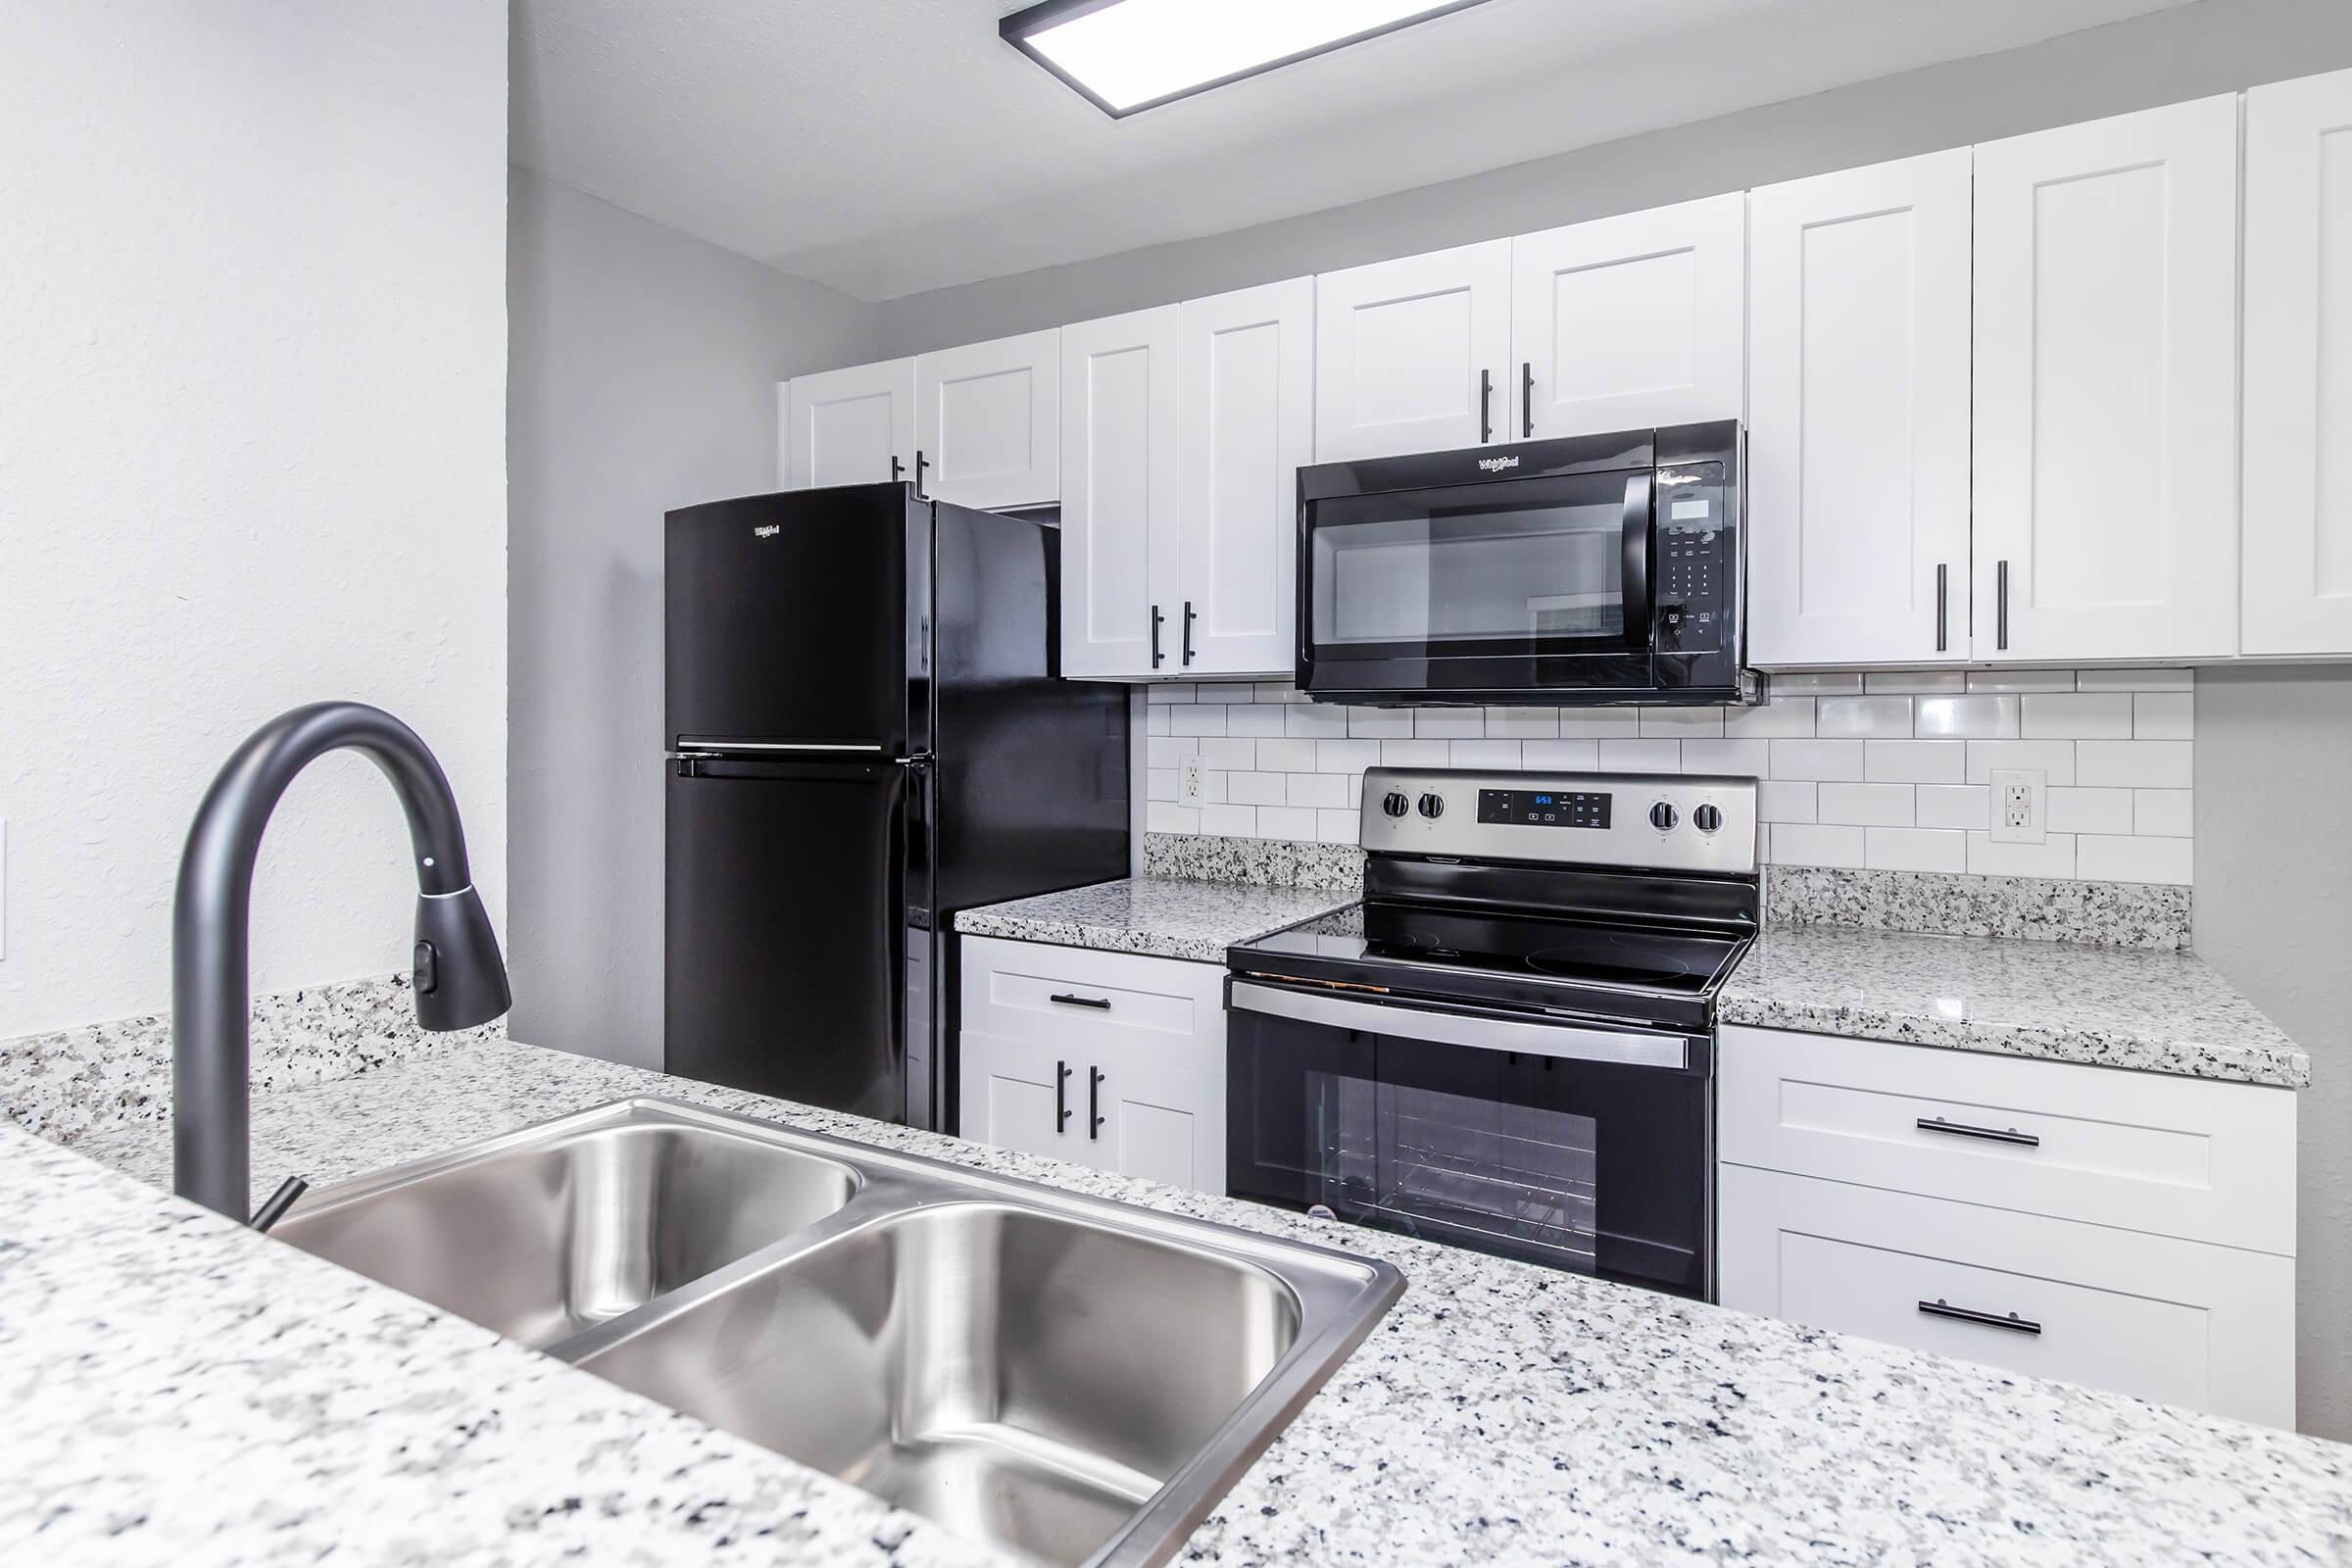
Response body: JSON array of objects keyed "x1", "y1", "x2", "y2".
[{"x1": 1225, "y1": 767, "x2": 1759, "y2": 1300}]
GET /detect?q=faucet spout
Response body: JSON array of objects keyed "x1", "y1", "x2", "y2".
[{"x1": 172, "y1": 702, "x2": 510, "y2": 1220}]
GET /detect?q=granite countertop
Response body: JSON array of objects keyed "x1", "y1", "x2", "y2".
[
  {"x1": 1720, "y1": 924, "x2": 2312, "y2": 1089},
  {"x1": 10, "y1": 1035, "x2": 2352, "y2": 1565},
  {"x1": 955, "y1": 876, "x2": 1354, "y2": 964}
]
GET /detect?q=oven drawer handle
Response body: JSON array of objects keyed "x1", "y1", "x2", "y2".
[
  {"x1": 1050, "y1": 992, "x2": 1111, "y2": 1010},
  {"x1": 1226, "y1": 979, "x2": 1693, "y2": 1070},
  {"x1": 1916, "y1": 1115, "x2": 2039, "y2": 1149},
  {"x1": 1918, "y1": 1298, "x2": 2042, "y2": 1337}
]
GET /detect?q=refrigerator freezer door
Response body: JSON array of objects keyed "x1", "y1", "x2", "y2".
[
  {"x1": 664, "y1": 485, "x2": 922, "y2": 753},
  {"x1": 664, "y1": 758, "x2": 911, "y2": 1119}
]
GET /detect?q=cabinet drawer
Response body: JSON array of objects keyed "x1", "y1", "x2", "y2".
[
  {"x1": 1719, "y1": 1166, "x2": 2294, "y2": 1426},
  {"x1": 959, "y1": 936, "x2": 1222, "y2": 1050},
  {"x1": 1719, "y1": 1026, "x2": 2296, "y2": 1254}
]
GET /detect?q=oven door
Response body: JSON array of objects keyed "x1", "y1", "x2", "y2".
[
  {"x1": 1225, "y1": 980, "x2": 1712, "y2": 1299},
  {"x1": 1299, "y1": 467, "x2": 1654, "y2": 702}
]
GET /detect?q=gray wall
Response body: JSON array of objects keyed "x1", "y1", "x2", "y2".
[
  {"x1": 868, "y1": 0, "x2": 2352, "y2": 355},
  {"x1": 2195, "y1": 670, "x2": 2352, "y2": 1441},
  {"x1": 508, "y1": 170, "x2": 877, "y2": 1067}
]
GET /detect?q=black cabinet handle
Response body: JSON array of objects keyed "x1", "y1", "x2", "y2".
[
  {"x1": 1050, "y1": 992, "x2": 1110, "y2": 1010},
  {"x1": 891, "y1": 455, "x2": 905, "y2": 484},
  {"x1": 1182, "y1": 601, "x2": 1197, "y2": 665},
  {"x1": 1150, "y1": 605, "x2": 1165, "y2": 668},
  {"x1": 1055, "y1": 1060, "x2": 1072, "y2": 1132},
  {"x1": 1936, "y1": 563, "x2": 1948, "y2": 653},
  {"x1": 1919, "y1": 1298, "x2": 2041, "y2": 1336},
  {"x1": 1522, "y1": 361, "x2": 1535, "y2": 439},
  {"x1": 914, "y1": 450, "x2": 930, "y2": 499},
  {"x1": 1089, "y1": 1066, "x2": 1105, "y2": 1140},
  {"x1": 1917, "y1": 1115, "x2": 2039, "y2": 1148},
  {"x1": 1479, "y1": 368, "x2": 1494, "y2": 443},
  {"x1": 1996, "y1": 559, "x2": 2009, "y2": 650}
]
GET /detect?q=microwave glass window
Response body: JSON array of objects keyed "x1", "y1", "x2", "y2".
[{"x1": 1308, "y1": 480, "x2": 1628, "y2": 650}]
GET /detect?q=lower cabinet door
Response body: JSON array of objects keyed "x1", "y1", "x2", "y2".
[
  {"x1": 1719, "y1": 1165, "x2": 2294, "y2": 1427},
  {"x1": 1086, "y1": 1036, "x2": 1227, "y2": 1196},
  {"x1": 958, "y1": 1029, "x2": 1085, "y2": 1163}
]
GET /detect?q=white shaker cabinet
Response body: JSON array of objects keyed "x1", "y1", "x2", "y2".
[
  {"x1": 1509, "y1": 194, "x2": 1745, "y2": 441},
  {"x1": 958, "y1": 936, "x2": 1227, "y2": 1193},
  {"x1": 1060, "y1": 307, "x2": 1184, "y2": 679},
  {"x1": 780, "y1": 358, "x2": 916, "y2": 490},
  {"x1": 1177, "y1": 277, "x2": 1315, "y2": 676},
  {"x1": 1746, "y1": 151, "x2": 1975, "y2": 665},
  {"x1": 1971, "y1": 96, "x2": 2241, "y2": 662},
  {"x1": 915, "y1": 328, "x2": 1061, "y2": 510},
  {"x1": 1314, "y1": 240, "x2": 1511, "y2": 461},
  {"x1": 2243, "y1": 67, "x2": 2352, "y2": 656}
]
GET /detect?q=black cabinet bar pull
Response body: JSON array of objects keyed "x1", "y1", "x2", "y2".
[
  {"x1": 891, "y1": 455, "x2": 905, "y2": 483},
  {"x1": 1055, "y1": 1060, "x2": 1073, "y2": 1132},
  {"x1": 1151, "y1": 605, "x2": 1165, "y2": 668},
  {"x1": 1919, "y1": 1298, "x2": 2042, "y2": 1336},
  {"x1": 1182, "y1": 601, "x2": 1197, "y2": 665},
  {"x1": 1936, "y1": 563, "x2": 1948, "y2": 653},
  {"x1": 1050, "y1": 992, "x2": 1111, "y2": 1010},
  {"x1": 1996, "y1": 559, "x2": 2010, "y2": 651},
  {"x1": 914, "y1": 450, "x2": 930, "y2": 498},
  {"x1": 1479, "y1": 368, "x2": 1494, "y2": 443},
  {"x1": 1089, "y1": 1066, "x2": 1105, "y2": 1140},
  {"x1": 1917, "y1": 1115, "x2": 2039, "y2": 1148},
  {"x1": 1522, "y1": 361, "x2": 1535, "y2": 439}
]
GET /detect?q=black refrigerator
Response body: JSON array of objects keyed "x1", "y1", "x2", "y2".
[{"x1": 663, "y1": 482, "x2": 1129, "y2": 1131}]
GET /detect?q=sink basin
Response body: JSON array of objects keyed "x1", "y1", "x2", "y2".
[
  {"x1": 572, "y1": 1203, "x2": 1304, "y2": 1568},
  {"x1": 270, "y1": 1103, "x2": 860, "y2": 1349},
  {"x1": 273, "y1": 1098, "x2": 1402, "y2": 1567}
]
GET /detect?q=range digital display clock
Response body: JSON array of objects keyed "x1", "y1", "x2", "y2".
[{"x1": 1475, "y1": 787, "x2": 1611, "y2": 829}]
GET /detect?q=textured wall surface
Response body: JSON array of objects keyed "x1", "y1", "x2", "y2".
[
  {"x1": 2194, "y1": 668, "x2": 2352, "y2": 1442},
  {"x1": 0, "y1": 2, "x2": 510, "y2": 1038},
  {"x1": 506, "y1": 172, "x2": 877, "y2": 1069}
]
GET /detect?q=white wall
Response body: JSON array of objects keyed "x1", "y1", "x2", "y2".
[
  {"x1": 507, "y1": 172, "x2": 878, "y2": 1068},
  {"x1": 0, "y1": 2, "x2": 511, "y2": 1037}
]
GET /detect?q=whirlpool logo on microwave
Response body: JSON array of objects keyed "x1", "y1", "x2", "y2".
[
  {"x1": 1477, "y1": 455, "x2": 1521, "y2": 472},
  {"x1": 753, "y1": 524, "x2": 781, "y2": 538}
]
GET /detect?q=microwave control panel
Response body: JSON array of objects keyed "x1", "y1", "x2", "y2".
[{"x1": 1655, "y1": 465, "x2": 1726, "y2": 655}]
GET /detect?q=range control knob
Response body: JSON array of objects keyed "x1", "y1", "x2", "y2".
[
  {"x1": 1382, "y1": 790, "x2": 1411, "y2": 818},
  {"x1": 1648, "y1": 801, "x2": 1680, "y2": 832},
  {"x1": 1417, "y1": 792, "x2": 1446, "y2": 820},
  {"x1": 1692, "y1": 804, "x2": 1725, "y2": 834}
]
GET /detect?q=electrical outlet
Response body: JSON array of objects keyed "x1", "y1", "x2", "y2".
[
  {"x1": 1988, "y1": 768, "x2": 2046, "y2": 845},
  {"x1": 1179, "y1": 758, "x2": 1204, "y2": 807}
]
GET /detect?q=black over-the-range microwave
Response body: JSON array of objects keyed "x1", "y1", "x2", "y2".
[{"x1": 1296, "y1": 420, "x2": 1753, "y2": 707}]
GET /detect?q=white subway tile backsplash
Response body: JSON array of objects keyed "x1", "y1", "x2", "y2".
[
  {"x1": 2133, "y1": 789, "x2": 2193, "y2": 837},
  {"x1": 1759, "y1": 780, "x2": 1817, "y2": 823},
  {"x1": 2019, "y1": 693, "x2": 2132, "y2": 739},
  {"x1": 1819, "y1": 782, "x2": 1914, "y2": 827},
  {"x1": 2133, "y1": 692, "x2": 2194, "y2": 739},
  {"x1": 1915, "y1": 784, "x2": 1990, "y2": 830},
  {"x1": 1816, "y1": 697, "x2": 1912, "y2": 738},
  {"x1": 2076, "y1": 740, "x2": 2192, "y2": 789},
  {"x1": 1522, "y1": 739, "x2": 1601, "y2": 771},
  {"x1": 1865, "y1": 826, "x2": 1968, "y2": 873},
  {"x1": 1914, "y1": 694, "x2": 2018, "y2": 739},
  {"x1": 1862, "y1": 740, "x2": 1965, "y2": 784},
  {"x1": 2077, "y1": 833, "x2": 2192, "y2": 885},
  {"x1": 1146, "y1": 668, "x2": 2195, "y2": 878},
  {"x1": 1768, "y1": 739, "x2": 1865, "y2": 780}
]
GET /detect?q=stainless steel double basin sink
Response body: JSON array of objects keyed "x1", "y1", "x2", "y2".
[{"x1": 270, "y1": 1099, "x2": 1403, "y2": 1568}]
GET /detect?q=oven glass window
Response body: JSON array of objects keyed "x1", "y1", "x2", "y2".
[{"x1": 1306, "y1": 473, "x2": 1636, "y2": 655}]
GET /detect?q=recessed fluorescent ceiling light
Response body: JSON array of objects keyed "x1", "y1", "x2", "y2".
[{"x1": 1001, "y1": 0, "x2": 1494, "y2": 118}]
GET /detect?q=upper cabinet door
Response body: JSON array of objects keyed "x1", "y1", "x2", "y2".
[
  {"x1": 1510, "y1": 194, "x2": 1746, "y2": 440},
  {"x1": 1059, "y1": 307, "x2": 1183, "y2": 680},
  {"x1": 2243, "y1": 68, "x2": 2352, "y2": 657},
  {"x1": 1972, "y1": 97, "x2": 2241, "y2": 662},
  {"x1": 915, "y1": 328, "x2": 1060, "y2": 510},
  {"x1": 1314, "y1": 239, "x2": 1510, "y2": 461},
  {"x1": 1177, "y1": 278, "x2": 1315, "y2": 677},
  {"x1": 781, "y1": 358, "x2": 915, "y2": 490},
  {"x1": 1747, "y1": 152, "x2": 1974, "y2": 666}
]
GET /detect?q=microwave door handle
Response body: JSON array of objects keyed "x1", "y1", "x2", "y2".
[{"x1": 1621, "y1": 472, "x2": 1654, "y2": 637}]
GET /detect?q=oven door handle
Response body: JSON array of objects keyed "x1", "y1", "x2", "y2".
[
  {"x1": 1227, "y1": 979, "x2": 1694, "y2": 1070},
  {"x1": 1621, "y1": 470, "x2": 1654, "y2": 640}
]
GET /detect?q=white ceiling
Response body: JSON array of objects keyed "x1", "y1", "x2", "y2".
[{"x1": 512, "y1": 0, "x2": 2188, "y2": 303}]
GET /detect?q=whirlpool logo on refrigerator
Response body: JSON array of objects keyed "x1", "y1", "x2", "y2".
[
  {"x1": 753, "y1": 524, "x2": 781, "y2": 538},
  {"x1": 1477, "y1": 456, "x2": 1521, "y2": 473}
]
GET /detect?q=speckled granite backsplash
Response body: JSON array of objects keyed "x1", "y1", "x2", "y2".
[
  {"x1": 0, "y1": 974, "x2": 501, "y2": 1147},
  {"x1": 1143, "y1": 831, "x2": 1363, "y2": 889}
]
